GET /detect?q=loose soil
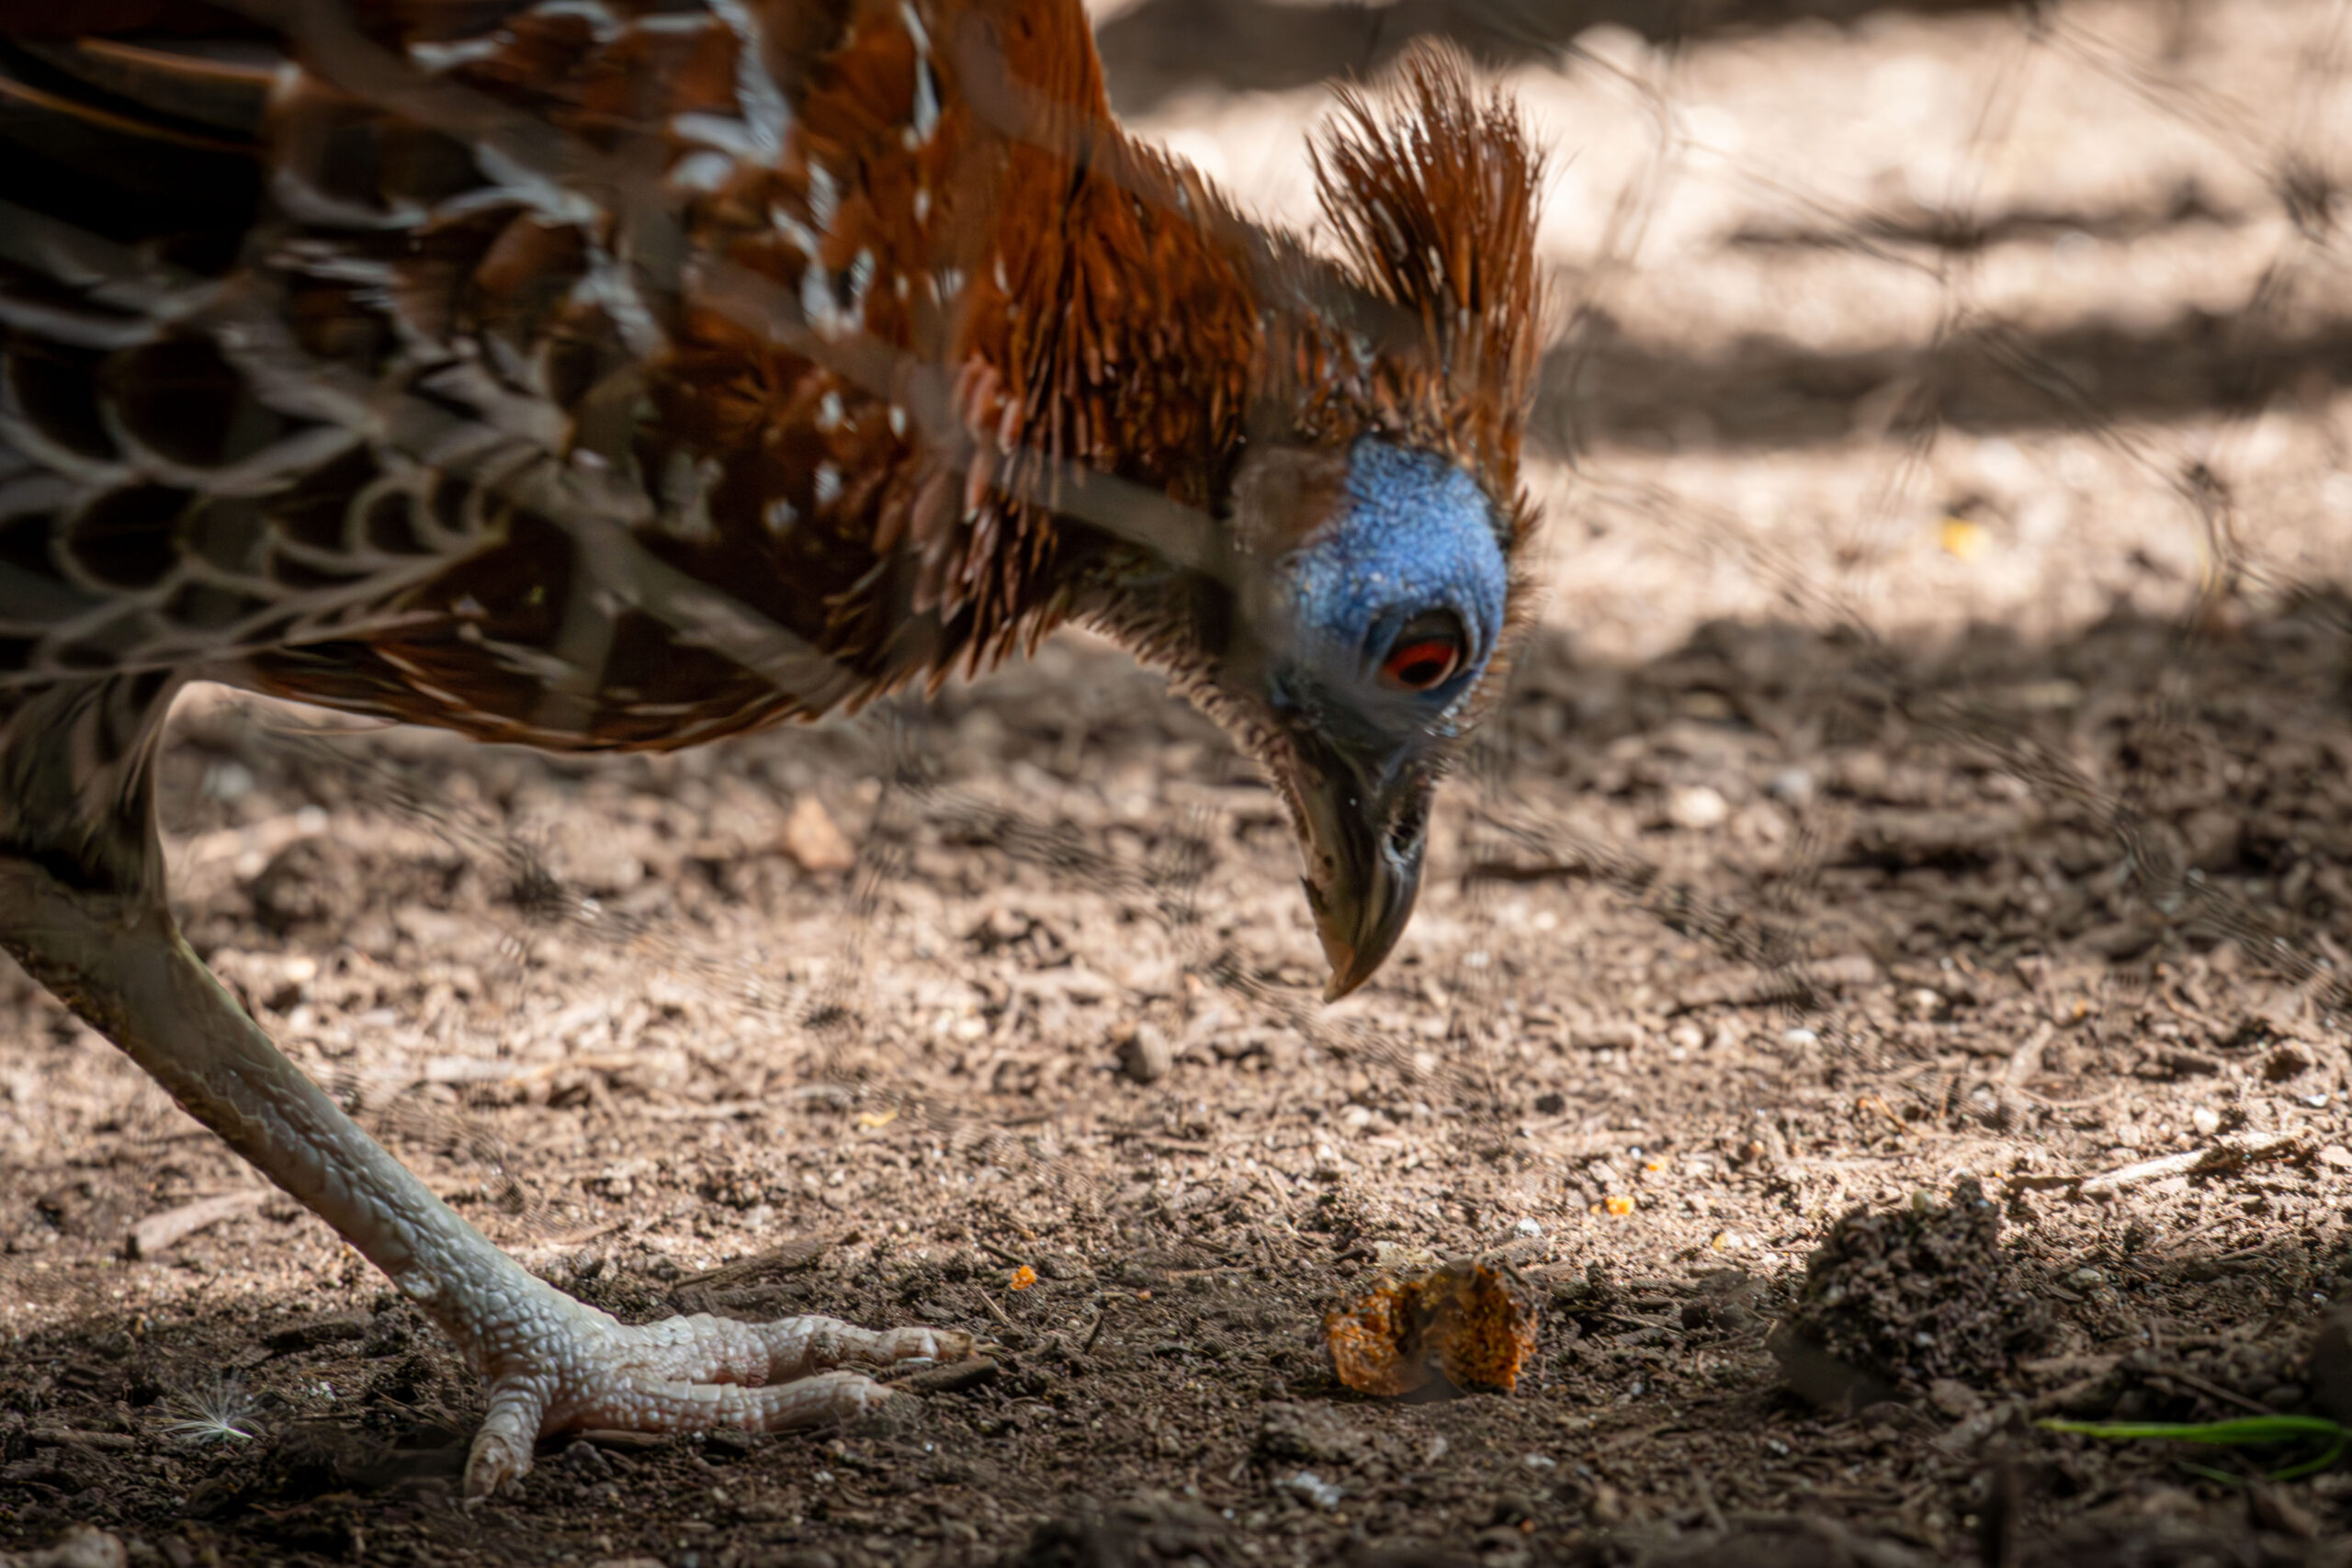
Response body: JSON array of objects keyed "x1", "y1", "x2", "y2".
[{"x1": 7, "y1": 0, "x2": 2352, "y2": 1564}]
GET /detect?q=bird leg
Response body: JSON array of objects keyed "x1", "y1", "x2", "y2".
[{"x1": 0, "y1": 683, "x2": 972, "y2": 1501}]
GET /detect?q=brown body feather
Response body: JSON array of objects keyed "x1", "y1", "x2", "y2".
[{"x1": 0, "y1": 0, "x2": 1540, "y2": 754}]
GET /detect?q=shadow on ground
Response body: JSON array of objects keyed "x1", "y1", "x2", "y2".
[
  {"x1": 1096, "y1": 0, "x2": 2020, "y2": 114},
  {"x1": 5, "y1": 597, "x2": 2352, "y2": 1565}
]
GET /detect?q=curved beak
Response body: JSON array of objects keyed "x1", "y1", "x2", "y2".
[{"x1": 1295, "y1": 755, "x2": 1430, "y2": 1000}]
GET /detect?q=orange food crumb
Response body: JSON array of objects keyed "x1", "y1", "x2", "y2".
[
  {"x1": 1322, "y1": 1261, "x2": 1541, "y2": 1398},
  {"x1": 1008, "y1": 1265, "x2": 1037, "y2": 1291},
  {"x1": 1939, "y1": 516, "x2": 1988, "y2": 559},
  {"x1": 1603, "y1": 1194, "x2": 1635, "y2": 1216}
]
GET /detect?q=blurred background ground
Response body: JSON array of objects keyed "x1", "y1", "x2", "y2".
[{"x1": 6, "y1": 0, "x2": 2352, "y2": 1564}]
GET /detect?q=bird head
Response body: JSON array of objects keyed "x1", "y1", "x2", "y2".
[
  {"x1": 1214, "y1": 435, "x2": 1513, "y2": 998},
  {"x1": 958, "y1": 41, "x2": 1543, "y2": 1000}
]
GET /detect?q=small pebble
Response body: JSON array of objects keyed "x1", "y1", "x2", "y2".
[
  {"x1": 1667, "y1": 784, "x2": 1729, "y2": 830},
  {"x1": 561, "y1": 1440, "x2": 615, "y2": 1476},
  {"x1": 2190, "y1": 1107, "x2": 2222, "y2": 1136},
  {"x1": 781, "y1": 795, "x2": 857, "y2": 874},
  {"x1": 8, "y1": 1529, "x2": 127, "y2": 1568},
  {"x1": 1767, "y1": 767, "x2": 1815, "y2": 806},
  {"x1": 1928, "y1": 1378, "x2": 1985, "y2": 1419},
  {"x1": 1114, "y1": 1023, "x2": 1171, "y2": 1085},
  {"x1": 1512, "y1": 1217, "x2": 1542, "y2": 1238},
  {"x1": 201, "y1": 761, "x2": 255, "y2": 804}
]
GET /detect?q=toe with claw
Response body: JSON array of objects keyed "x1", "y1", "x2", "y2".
[{"x1": 449, "y1": 1278, "x2": 976, "y2": 1500}]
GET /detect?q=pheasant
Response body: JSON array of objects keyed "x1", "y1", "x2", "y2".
[{"x1": 0, "y1": 0, "x2": 1544, "y2": 1496}]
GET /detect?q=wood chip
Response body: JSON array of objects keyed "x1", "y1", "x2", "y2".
[
  {"x1": 26, "y1": 1427, "x2": 138, "y2": 1452},
  {"x1": 2148, "y1": 1046, "x2": 2222, "y2": 1077},
  {"x1": 782, "y1": 795, "x2": 856, "y2": 873},
  {"x1": 669, "y1": 1238, "x2": 829, "y2": 1293},
  {"x1": 123, "y1": 1190, "x2": 267, "y2": 1260},
  {"x1": 265, "y1": 1312, "x2": 369, "y2": 1352},
  {"x1": 577, "y1": 1429, "x2": 673, "y2": 1452},
  {"x1": 886, "y1": 1357, "x2": 1000, "y2": 1395}
]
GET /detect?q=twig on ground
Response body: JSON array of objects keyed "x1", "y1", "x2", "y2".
[
  {"x1": 1993, "y1": 1023, "x2": 2053, "y2": 1128},
  {"x1": 124, "y1": 1190, "x2": 268, "y2": 1260},
  {"x1": 2079, "y1": 1131, "x2": 2304, "y2": 1199},
  {"x1": 2146, "y1": 1365, "x2": 2278, "y2": 1418},
  {"x1": 2007, "y1": 1130, "x2": 2305, "y2": 1201}
]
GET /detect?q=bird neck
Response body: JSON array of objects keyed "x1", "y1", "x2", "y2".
[{"x1": 966, "y1": 136, "x2": 1264, "y2": 521}]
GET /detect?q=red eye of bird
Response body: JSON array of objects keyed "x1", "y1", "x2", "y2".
[{"x1": 1378, "y1": 615, "x2": 1466, "y2": 693}]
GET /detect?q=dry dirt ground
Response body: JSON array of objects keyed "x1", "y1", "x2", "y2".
[{"x1": 10, "y1": 0, "x2": 2352, "y2": 1564}]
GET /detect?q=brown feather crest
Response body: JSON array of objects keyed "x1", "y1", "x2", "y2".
[{"x1": 1311, "y1": 43, "x2": 1546, "y2": 528}]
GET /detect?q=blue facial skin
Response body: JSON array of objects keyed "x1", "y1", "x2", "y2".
[
  {"x1": 1264, "y1": 437, "x2": 1508, "y2": 997},
  {"x1": 1272, "y1": 438, "x2": 1510, "y2": 751}
]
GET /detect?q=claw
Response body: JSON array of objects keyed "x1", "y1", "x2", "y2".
[
  {"x1": 465, "y1": 1382, "x2": 546, "y2": 1503},
  {"x1": 885, "y1": 1327, "x2": 978, "y2": 1364}
]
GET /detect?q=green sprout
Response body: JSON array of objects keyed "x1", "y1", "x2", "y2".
[{"x1": 2038, "y1": 1415, "x2": 2349, "y2": 1482}]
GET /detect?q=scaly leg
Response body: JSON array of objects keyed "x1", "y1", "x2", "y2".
[{"x1": 0, "y1": 680, "x2": 971, "y2": 1499}]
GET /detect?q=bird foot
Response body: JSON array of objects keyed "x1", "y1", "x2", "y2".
[{"x1": 448, "y1": 1276, "x2": 974, "y2": 1501}]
